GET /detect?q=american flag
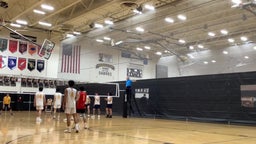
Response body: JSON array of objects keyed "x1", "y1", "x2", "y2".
[{"x1": 61, "y1": 44, "x2": 80, "y2": 73}]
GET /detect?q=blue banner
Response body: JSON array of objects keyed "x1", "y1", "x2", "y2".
[{"x1": 8, "y1": 56, "x2": 17, "y2": 70}]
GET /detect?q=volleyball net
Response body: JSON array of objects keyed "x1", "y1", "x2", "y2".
[{"x1": 57, "y1": 82, "x2": 120, "y2": 97}]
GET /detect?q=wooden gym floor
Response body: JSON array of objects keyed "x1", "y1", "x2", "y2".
[{"x1": 0, "y1": 111, "x2": 256, "y2": 144}]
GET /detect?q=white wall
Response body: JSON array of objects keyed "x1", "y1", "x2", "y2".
[
  {"x1": 158, "y1": 43, "x2": 256, "y2": 77},
  {"x1": 57, "y1": 37, "x2": 157, "y2": 82}
]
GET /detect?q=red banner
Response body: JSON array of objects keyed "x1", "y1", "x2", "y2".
[
  {"x1": 9, "y1": 40, "x2": 18, "y2": 53},
  {"x1": 18, "y1": 58, "x2": 26, "y2": 71}
]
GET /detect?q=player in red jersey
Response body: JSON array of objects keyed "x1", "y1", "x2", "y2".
[{"x1": 76, "y1": 86, "x2": 88, "y2": 129}]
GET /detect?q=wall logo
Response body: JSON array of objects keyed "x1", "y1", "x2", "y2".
[{"x1": 96, "y1": 63, "x2": 115, "y2": 76}]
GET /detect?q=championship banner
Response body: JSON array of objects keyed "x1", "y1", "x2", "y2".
[
  {"x1": 0, "y1": 38, "x2": 8, "y2": 52},
  {"x1": 0, "y1": 55, "x2": 7, "y2": 68},
  {"x1": 38, "y1": 39, "x2": 55, "y2": 60},
  {"x1": 18, "y1": 57, "x2": 26, "y2": 71},
  {"x1": 37, "y1": 59, "x2": 45, "y2": 72},
  {"x1": 19, "y1": 41, "x2": 27, "y2": 54},
  {"x1": 8, "y1": 56, "x2": 17, "y2": 70},
  {"x1": 27, "y1": 59, "x2": 35, "y2": 71},
  {"x1": 28, "y1": 43, "x2": 37, "y2": 55},
  {"x1": 9, "y1": 40, "x2": 18, "y2": 53},
  {"x1": 241, "y1": 85, "x2": 256, "y2": 108}
]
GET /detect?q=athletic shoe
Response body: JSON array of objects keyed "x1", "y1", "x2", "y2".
[
  {"x1": 91, "y1": 115, "x2": 95, "y2": 119},
  {"x1": 64, "y1": 129, "x2": 71, "y2": 133},
  {"x1": 109, "y1": 115, "x2": 112, "y2": 118},
  {"x1": 106, "y1": 115, "x2": 109, "y2": 118},
  {"x1": 84, "y1": 123, "x2": 88, "y2": 129},
  {"x1": 97, "y1": 115, "x2": 100, "y2": 119},
  {"x1": 75, "y1": 124, "x2": 79, "y2": 133}
]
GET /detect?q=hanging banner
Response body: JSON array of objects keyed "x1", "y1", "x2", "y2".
[
  {"x1": 38, "y1": 39, "x2": 55, "y2": 59},
  {"x1": 0, "y1": 55, "x2": 7, "y2": 68},
  {"x1": 28, "y1": 43, "x2": 37, "y2": 55},
  {"x1": 27, "y1": 59, "x2": 35, "y2": 71},
  {"x1": 9, "y1": 40, "x2": 18, "y2": 53},
  {"x1": 18, "y1": 57, "x2": 27, "y2": 71},
  {"x1": 19, "y1": 41, "x2": 27, "y2": 54},
  {"x1": 8, "y1": 56, "x2": 17, "y2": 70},
  {"x1": 37, "y1": 59, "x2": 45, "y2": 72},
  {"x1": 0, "y1": 38, "x2": 8, "y2": 52}
]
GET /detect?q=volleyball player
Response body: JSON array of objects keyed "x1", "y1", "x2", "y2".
[
  {"x1": 105, "y1": 92, "x2": 113, "y2": 118},
  {"x1": 62, "y1": 80, "x2": 79, "y2": 133},
  {"x1": 53, "y1": 88, "x2": 62, "y2": 120},
  {"x1": 92, "y1": 93, "x2": 101, "y2": 119},
  {"x1": 34, "y1": 87, "x2": 46, "y2": 123},
  {"x1": 86, "y1": 95, "x2": 91, "y2": 117},
  {"x1": 76, "y1": 86, "x2": 88, "y2": 129}
]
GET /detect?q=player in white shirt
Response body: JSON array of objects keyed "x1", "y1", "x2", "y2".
[
  {"x1": 34, "y1": 87, "x2": 46, "y2": 123},
  {"x1": 53, "y1": 88, "x2": 62, "y2": 120},
  {"x1": 105, "y1": 92, "x2": 113, "y2": 118},
  {"x1": 62, "y1": 80, "x2": 79, "y2": 133},
  {"x1": 85, "y1": 95, "x2": 91, "y2": 117},
  {"x1": 92, "y1": 93, "x2": 101, "y2": 119}
]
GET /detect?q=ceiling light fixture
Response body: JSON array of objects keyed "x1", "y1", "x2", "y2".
[
  {"x1": 104, "y1": 20, "x2": 113, "y2": 25},
  {"x1": 223, "y1": 51, "x2": 228, "y2": 54},
  {"x1": 136, "y1": 27, "x2": 144, "y2": 32},
  {"x1": 94, "y1": 23, "x2": 103, "y2": 28},
  {"x1": 232, "y1": 0, "x2": 242, "y2": 4},
  {"x1": 178, "y1": 39, "x2": 186, "y2": 44},
  {"x1": 240, "y1": 36, "x2": 248, "y2": 41},
  {"x1": 204, "y1": 61, "x2": 208, "y2": 64},
  {"x1": 103, "y1": 37, "x2": 111, "y2": 41},
  {"x1": 211, "y1": 60, "x2": 216, "y2": 63},
  {"x1": 208, "y1": 32, "x2": 215, "y2": 37},
  {"x1": 189, "y1": 46, "x2": 194, "y2": 50},
  {"x1": 220, "y1": 29, "x2": 228, "y2": 35},
  {"x1": 244, "y1": 56, "x2": 249, "y2": 59},
  {"x1": 41, "y1": 4, "x2": 54, "y2": 11},
  {"x1": 228, "y1": 38, "x2": 235, "y2": 43},
  {"x1": 155, "y1": 52, "x2": 162, "y2": 55},
  {"x1": 96, "y1": 39, "x2": 104, "y2": 43},
  {"x1": 33, "y1": 9, "x2": 46, "y2": 15},
  {"x1": 66, "y1": 34, "x2": 74, "y2": 38},
  {"x1": 38, "y1": 21, "x2": 52, "y2": 27},
  {"x1": 16, "y1": 20, "x2": 28, "y2": 25},
  {"x1": 165, "y1": 17, "x2": 174, "y2": 23},
  {"x1": 73, "y1": 31, "x2": 81, "y2": 35},
  {"x1": 10, "y1": 23, "x2": 21, "y2": 28},
  {"x1": 177, "y1": 14, "x2": 187, "y2": 20},
  {"x1": 198, "y1": 44, "x2": 204, "y2": 48},
  {"x1": 144, "y1": 46, "x2": 151, "y2": 50},
  {"x1": 115, "y1": 41, "x2": 123, "y2": 45},
  {"x1": 144, "y1": 4, "x2": 155, "y2": 10},
  {"x1": 253, "y1": 46, "x2": 256, "y2": 50},
  {"x1": 133, "y1": 9, "x2": 142, "y2": 14},
  {"x1": 136, "y1": 47, "x2": 143, "y2": 51}
]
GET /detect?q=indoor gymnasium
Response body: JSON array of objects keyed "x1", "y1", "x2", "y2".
[{"x1": 1, "y1": 0, "x2": 256, "y2": 143}]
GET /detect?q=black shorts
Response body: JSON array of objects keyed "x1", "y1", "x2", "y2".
[
  {"x1": 3, "y1": 104, "x2": 11, "y2": 110},
  {"x1": 94, "y1": 105, "x2": 100, "y2": 109},
  {"x1": 77, "y1": 109, "x2": 86, "y2": 114},
  {"x1": 106, "y1": 104, "x2": 112, "y2": 108}
]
